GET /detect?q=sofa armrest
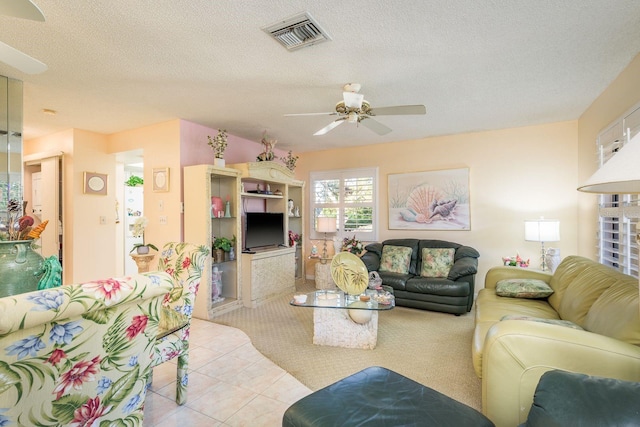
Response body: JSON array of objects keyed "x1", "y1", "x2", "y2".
[
  {"x1": 448, "y1": 256, "x2": 478, "y2": 281},
  {"x1": 524, "y1": 370, "x2": 640, "y2": 427},
  {"x1": 484, "y1": 266, "x2": 552, "y2": 290},
  {"x1": 360, "y1": 250, "x2": 380, "y2": 271},
  {"x1": 482, "y1": 320, "x2": 640, "y2": 427},
  {"x1": 0, "y1": 272, "x2": 173, "y2": 334},
  {"x1": 364, "y1": 242, "x2": 383, "y2": 258}
]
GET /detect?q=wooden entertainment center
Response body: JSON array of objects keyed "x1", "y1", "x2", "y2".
[{"x1": 184, "y1": 162, "x2": 304, "y2": 319}]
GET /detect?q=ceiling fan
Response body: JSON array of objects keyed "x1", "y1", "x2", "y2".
[
  {"x1": 285, "y1": 83, "x2": 426, "y2": 136},
  {"x1": 0, "y1": 0, "x2": 47, "y2": 74}
]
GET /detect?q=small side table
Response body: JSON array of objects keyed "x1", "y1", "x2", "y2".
[
  {"x1": 314, "y1": 260, "x2": 336, "y2": 290},
  {"x1": 130, "y1": 253, "x2": 156, "y2": 273}
]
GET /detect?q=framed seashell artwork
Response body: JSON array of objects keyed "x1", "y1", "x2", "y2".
[{"x1": 388, "y1": 167, "x2": 470, "y2": 230}]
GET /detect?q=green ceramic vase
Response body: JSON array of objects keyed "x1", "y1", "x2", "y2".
[{"x1": 0, "y1": 240, "x2": 45, "y2": 298}]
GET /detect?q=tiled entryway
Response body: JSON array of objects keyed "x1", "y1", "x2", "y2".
[{"x1": 144, "y1": 318, "x2": 312, "y2": 426}]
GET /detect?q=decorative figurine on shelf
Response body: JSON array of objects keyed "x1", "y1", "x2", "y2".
[
  {"x1": 310, "y1": 244, "x2": 318, "y2": 257},
  {"x1": 257, "y1": 131, "x2": 277, "y2": 161},
  {"x1": 211, "y1": 266, "x2": 224, "y2": 303},
  {"x1": 224, "y1": 199, "x2": 231, "y2": 217},
  {"x1": 294, "y1": 206, "x2": 300, "y2": 217},
  {"x1": 280, "y1": 150, "x2": 299, "y2": 172},
  {"x1": 288, "y1": 199, "x2": 294, "y2": 217}
]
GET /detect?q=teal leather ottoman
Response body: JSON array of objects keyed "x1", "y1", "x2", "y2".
[{"x1": 282, "y1": 366, "x2": 493, "y2": 427}]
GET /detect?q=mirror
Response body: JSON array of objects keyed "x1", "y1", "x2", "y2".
[{"x1": 0, "y1": 76, "x2": 23, "y2": 229}]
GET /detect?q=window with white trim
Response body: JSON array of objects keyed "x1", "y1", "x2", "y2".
[
  {"x1": 595, "y1": 104, "x2": 640, "y2": 278},
  {"x1": 309, "y1": 167, "x2": 378, "y2": 242}
]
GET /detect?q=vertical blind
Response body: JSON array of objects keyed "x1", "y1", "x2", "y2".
[{"x1": 596, "y1": 105, "x2": 640, "y2": 277}]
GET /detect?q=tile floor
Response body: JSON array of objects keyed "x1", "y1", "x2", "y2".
[{"x1": 143, "y1": 318, "x2": 312, "y2": 426}]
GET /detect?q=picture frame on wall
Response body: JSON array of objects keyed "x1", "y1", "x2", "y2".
[
  {"x1": 388, "y1": 167, "x2": 470, "y2": 230},
  {"x1": 152, "y1": 167, "x2": 169, "y2": 192},
  {"x1": 83, "y1": 172, "x2": 108, "y2": 195}
]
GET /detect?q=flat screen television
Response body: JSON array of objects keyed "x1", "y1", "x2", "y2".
[{"x1": 244, "y1": 212, "x2": 285, "y2": 250}]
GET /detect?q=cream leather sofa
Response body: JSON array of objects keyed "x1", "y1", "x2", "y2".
[{"x1": 472, "y1": 255, "x2": 640, "y2": 427}]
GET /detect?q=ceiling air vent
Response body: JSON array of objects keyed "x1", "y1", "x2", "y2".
[{"x1": 263, "y1": 12, "x2": 331, "y2": 51}]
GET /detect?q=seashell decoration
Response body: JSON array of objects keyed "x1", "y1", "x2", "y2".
[
  {"x1": 406, "y1": 185, "x2": 445, "y2": 223},
  {"x1": 406, "y1": 185, "x2": 458, "y2": 223}
]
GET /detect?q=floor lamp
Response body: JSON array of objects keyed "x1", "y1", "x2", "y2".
[
  {"x1": 578, "y1": 131, "x2": 640, "y2": 316},
  {"x1": 316, "y1": 217, "x2": 337, "y2": 264},
  {"x1": 525, "y1": 218, "x2": 560, "y2": 271}
]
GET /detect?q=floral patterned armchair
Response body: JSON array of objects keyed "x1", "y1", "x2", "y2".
[
  {"x1": 152, "y1": 242, "x2": 209, "y2": 405},
  {"x1": 0, "y1": 272, "x2": 173, "y2": 426}
]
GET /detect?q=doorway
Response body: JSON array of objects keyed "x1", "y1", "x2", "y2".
[
  {"x1": 23, "y1": 153, "x2": 64, "y2": 281},
  {"x1": 116, "y1": 150, "x2": 144, "y2": 276}
]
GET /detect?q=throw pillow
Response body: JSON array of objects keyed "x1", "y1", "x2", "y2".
[
  {"x1": 500, "y1": 314, "x2": 584, "y2": 330},
  {"x1": 496, "y1": 278, "x2": 554, "y2": 298},
  {"x1": 420, "y1": 248, "x2": 455, "y2": 278},
  {"x1": 379, "y1": 245, "x2": 413, "y2": 274}
]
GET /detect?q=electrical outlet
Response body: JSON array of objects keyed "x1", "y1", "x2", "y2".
[
  {"x1": 159, "y1": 215, "x2": 168, "y2": 225},
  {"x1": 99, "y1": 216, "x2": 107, "y2": 225}
]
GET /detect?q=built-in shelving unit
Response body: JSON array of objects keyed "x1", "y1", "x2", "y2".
[
  {"x1": 184, "y1": 164, "x2": 242, "y2": 319},
  {"x1": 230, "y1": 162, "x2": 306, "y2": 306}
]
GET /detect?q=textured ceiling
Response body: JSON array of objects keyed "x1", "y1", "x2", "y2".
[{"x1": 1, "y1": 0, "x2": 640, "y2": 153}]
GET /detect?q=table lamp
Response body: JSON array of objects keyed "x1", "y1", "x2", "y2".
[
  {"x1": 578, "y1": 132, "x2": 640, "y2": 314},
  {"x1": 525, "y1": 218, "x2": 560, "y2": 271},
  {"x1": 316, "y1": 216, "x2": 337, "y2": 263}
]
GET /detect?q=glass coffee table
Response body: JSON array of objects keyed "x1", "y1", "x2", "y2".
[{"x1": 290, "y1": 289, "x2": 395, "y2": 349}]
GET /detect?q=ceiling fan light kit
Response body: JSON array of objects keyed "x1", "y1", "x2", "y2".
[{"x1": 286, "y1": 83, "x2": 426, "y2": 136}]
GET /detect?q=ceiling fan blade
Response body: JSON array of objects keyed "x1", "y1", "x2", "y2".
[
  {"x1": 343, "y1": 91, "x2": 364, "y2": 109},
  {"x1": 314, "y1": 119, "x2": 345, "y2": 136},
  {"x1": 0, "y1": 0, "x2": 45, "y2": 21},
  {"x1": 370, "y1": 105, "x2": 426, "y2": 116},
  {"x1": 285, "y1": 112, "x2": 337, "y2": 117},
  {"x1": 0, "y1": 41, "x2": 47, "y2": 74},
  {"x1": 360, "y1": 117, "x2": 392, "y2": 135}
]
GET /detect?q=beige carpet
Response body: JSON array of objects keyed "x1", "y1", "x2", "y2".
[{"x1": 211, "y1": 281, "x2": 481, "y2": 410}]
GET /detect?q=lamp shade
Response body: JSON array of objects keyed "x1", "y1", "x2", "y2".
[
  {"x1": 578, "y1": 132, "x2": 640, "y2": 194},
  {"x1": 316, "y1": 217, "x2": 337, "y2": 233},
  {"x1": 525, "y1": 219, "x2": 560, "y2": 242}
]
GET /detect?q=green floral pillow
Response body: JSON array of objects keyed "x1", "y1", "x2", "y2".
[
  {"x1": 496, "y1": 278, "x2": 554, "y2": 298},
  {"x1": 501, "y1": 314, "x2": 584, "y2": 330},
  {"x1": 379, "y1": 245, "x2": 413, "y2": 274},
  {"x1": 420, "y1": 248, "x2": 455, "y2": 278}
]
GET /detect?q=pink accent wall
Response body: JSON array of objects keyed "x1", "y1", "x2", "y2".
[{"x1": 179, "y1": 120, "x2": 288, "y2": 167}]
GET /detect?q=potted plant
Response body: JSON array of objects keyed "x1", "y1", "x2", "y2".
[
  {"x1": 207, "y1": 129, "x2": 228, "y2": 167},
  {"x1": 125, "y1": 175, "x2": 143, "y2": 187},
  {"x1": 212, "y1": 236, "x2": 235, "y2": 262},
  {"x1": 280, "y1": 150, "x2": 299, "y2": 172},
  {"x1": 129, "y1": 217, "x2": 158, "y2": 254}
]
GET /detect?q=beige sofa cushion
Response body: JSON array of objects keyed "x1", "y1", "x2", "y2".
[
  {"x1": 557, "y1": 267, "x2": 615, "y2": 325},
  {"x1": 548, "y1": 255, "x2": 594, "y2": 312},
  {"x1": 584, "y1": 279, "x2": 640, "y2": 345}
]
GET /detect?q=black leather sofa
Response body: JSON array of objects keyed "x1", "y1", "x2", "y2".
[{"x1": 360, "y1": 239, "x2": 480, "y2": 315}]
